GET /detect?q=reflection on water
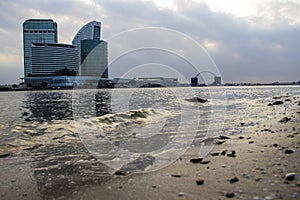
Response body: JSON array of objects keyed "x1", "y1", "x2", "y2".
[{"x1": 23, "y1": 90, "x2": 112, "y2": 122}]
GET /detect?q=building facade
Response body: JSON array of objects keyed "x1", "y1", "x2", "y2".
[
  {"x1": 81, "y1": 39, "x2": 108, "y2": 78},
  {"x1": 31, "y1": 43, "x2": 79, "y2": 76},
  {"x1": 72, "y1": 21, "x2": 108, "y2": 77},
  {"x1": 23, "y1": 19, "x2": 57, "y2": 79}
]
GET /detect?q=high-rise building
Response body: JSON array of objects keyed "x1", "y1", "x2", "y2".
[
  {"x1": 31, "y1": 43, "x2": 79, "y2": 76},
  {"x1": 72, "y1": 21, "x2": 108, "y2": 77},
  {"x1": 81, "y1": 39, "x2": 108, "y2": 78},
  {"x1": 23, "y1": 19, "x2": 57, "y2": 79}
]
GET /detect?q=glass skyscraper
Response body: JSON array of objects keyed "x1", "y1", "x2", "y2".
[
  {"x1": 81, "y1": 39, "x2": 108, "y2": 78},
  {"x1": 23, "y1": 19, "x2": 57, "y2": 79},
  {"x1": 72, "y1": 21, "x2": 108, "y2": 77}
]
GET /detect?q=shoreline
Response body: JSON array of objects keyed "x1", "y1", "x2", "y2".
[
  {"x1": 0, "y1": 93, "x2": 299, "y2": 199},
  {"x1": 69, "y1": 95, "x2": 300, "y2": 200}
]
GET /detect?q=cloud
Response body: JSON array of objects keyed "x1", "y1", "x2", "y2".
[{"x1": 0, "y1": 0, "x2": 299, "y2": 84}]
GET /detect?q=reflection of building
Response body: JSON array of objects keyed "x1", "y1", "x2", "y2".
[
  {"x1": 23, "y1": 19, "x2": 57, "y2": 79},
  {"x1": 31, "y1": 43, "x2": 79, "y2": 76},
  {"x1": 81, "y1": 39, "x2": 108, "y2": 78},
  {"x1": 72, "y1": 21, "x2": 108, "y2": 77}
]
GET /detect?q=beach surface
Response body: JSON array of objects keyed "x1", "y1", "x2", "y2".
[
  {"x1": 70, "y1": 95, "x2": 300, "y2": 200},
  {"x1": 0, "y1": 94, "x2": 299, "y2": 200}
]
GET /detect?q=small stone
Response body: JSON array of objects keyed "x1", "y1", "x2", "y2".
[
  {"x1": 210, "y1": 152, "x2": 220, "y2": 156},
  {"x1": 249, "y1": 141, "x2": 254, "y2": 144},
  {"x1": 178, "y1": 192, "x2": 185, "y2": 197},
  {"x1": 268, "y1": 101, "x2": 283, "y2": 106},
  {"x1": 285, "y1": 149, "x2": 295, "y2": 154},
  {"x1": 226, "y1": 192, "x2": 235, "y2": 198},
  {"x1": 227, "y1": 150, "x2": 236, "y2": 157},
  {"x1": 114, "y1": 170, "x2": 127, "y2": 176},
  {"x1": 264, "y1": 196, "x2": 274, "y2": 200},
  {"x1": 285, "y1": 172, "x2": 297, "y2": 181},
  {"x1": 229, "y1": 177, "x2": 239, "y2": 184},
  {"x1": 190, "y1": 158, "x2": 203, "y2": 163},
  {"x1": 238, "y1": 136, "x2": 244, "y2": 139},
  {"x1": 200, "y1": 160, "x2": 210, "y2": 165},
  {"x1": 196, "y1": 180, "x2": 204, "y2": 185},
  {"x1": 219, "y1": 135, "x2": 231, "y2": 140},
  {"x1": 279, "y1": 117, "x2": 291, "y2": 123},
  {"x1": 221, "y1": 150, "x2": 227, "y2": 155},
  {"x1": 240, "y1": 122, "x2": 245, "y2": 126},
  {"x1": 171, "y1": 174, "x2": 182, "y2": 178},
  {"x1": 272, "y1": 144, "x2": 278, "y2": 147}
]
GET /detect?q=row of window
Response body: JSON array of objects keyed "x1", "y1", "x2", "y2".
[{"x1": 24, "y1": 30, "x2": 56, "y2": 33}]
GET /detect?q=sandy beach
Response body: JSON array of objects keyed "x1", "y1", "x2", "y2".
[
  {"x1": 69, "y1": 95, "x2": 300, "y2": 200},
  {"x1": 0, "y1": 93, "x2": 299, "y2": 200}
]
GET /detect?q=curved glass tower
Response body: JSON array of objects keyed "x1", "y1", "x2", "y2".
[{"x1": 72, "y1": 21, "x2": 108, "y2": 78}]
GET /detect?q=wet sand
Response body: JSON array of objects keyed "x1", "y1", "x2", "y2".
[
  {"x1": 70, "y1": 96, "x2": 300, "y2": 200},
  {"x1": 0, "y1": 95, "x2": 299, "y2": 200}
]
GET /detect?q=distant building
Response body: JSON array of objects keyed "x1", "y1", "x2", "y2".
[
  {"x1": 81, "y1": 39, "x2": 108, "y2": 78},
  {"x1": 72, "y1": 21, "x2": 108, "y2": 77},
  {"x1": 31, "y1": 43, "x2": 79, "y2": 76},
  {"x1": 212, "y1": 76, "x2": 222, "y2": 86},
  {"x1": 191, "y1": 77, "x2": 198, "y2": 86},
  {"x1": 23, "y1": 19, "x2": 57, "y2": 79}
]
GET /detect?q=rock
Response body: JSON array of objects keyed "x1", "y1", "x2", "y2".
[
  {"x1": 218, "y1": 135, "x2": 231, "y2": 140},
  {"x1": 285, "y1": 172, "x2": 297, "y2": 181},
  {"x1": 114, "y1": 170, "x2": 127, "y2": 176},
  {"x1": 226, "y1": 192, "x2": 235, "y2": 198},
  {"x1": 268, "y1": 101, "x2": 283, "y2": 106},
  {"x1": 178, "y1": 192, "x2": 185, "y2": 197},
  {"x1": 279, "y1": 117, "x2": 291, "y2": 123},
  {"x1": 210, "y1": 152, "x2": 220, "y2": 156},
  {"x1": 0, "y1": 152, "x2": 13, "y2": 158},
  {"x1": 221, "y1": 150, "x2": 228, "y2": 156},
  {"x1": 171, "y1": 174, "x2": 182, "y2": 178},
  {"x1": 185, "y1": 97, "x2": 208, "y2": 103},
  {"x1": 229, "y1": 177, "x2": 239, "y2": 183},
  {"x1": 227, "y1": 150, "x2": 236, "y2": 157},
  {"x1": 200, "y1": 160, "x2": 210, "y2": 165},
  {"x1": 285, "y1": 149, "x2": 295, "y2": 154},
  {"x1": 190, "y1": 158, "x2": 203, "y2": 163},
  {"x1": 196, "y1": 180, "x2": 204, "y2": 185}
]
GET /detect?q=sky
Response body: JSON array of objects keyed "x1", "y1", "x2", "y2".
[{"x1": 0, "y1": 0, "x2": 300, "y2": 84}]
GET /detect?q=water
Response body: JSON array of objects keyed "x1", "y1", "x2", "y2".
[{"x1": 0, "y1": 86, "x2": 299, "y2": 146}]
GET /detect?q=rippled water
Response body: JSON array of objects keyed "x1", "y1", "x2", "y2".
[{"x1": 0, "y1": 86, "x2": 299, "y2": 145}]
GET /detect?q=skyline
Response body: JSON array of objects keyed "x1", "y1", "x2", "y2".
[{"x1": 0, "y1": 0, "x2": 300, "y2": 84}]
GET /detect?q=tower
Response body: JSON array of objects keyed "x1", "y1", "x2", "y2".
[{"x1": 23, "y1": 19, "x2": 57, "y2": 79}]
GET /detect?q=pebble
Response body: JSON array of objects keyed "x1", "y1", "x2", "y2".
[
  {"x1": 171, "y1": 174, "x2": 182, "y2": 178},
  {"x1": 178, "y1": 192, "x2": 185, "y2": 197},
  {"x1": 221, "y1": 150, "x2": 227, "y2": 155},
  {"x1": 285, "y1": 149, "x2": 295, "y2": 154},
  {"x1": 285, "y1": 172, "x2": 297, "y2": 181},
  {"x1": 200, "y1": 160, "x2": 210, "y2": 165},
  {"x1": 210, "y1": 152, "x2": 220, "y2": 156},
  {"x1": 229, "y1": 177, "x2": 239, "y2": 183},
  {"x1": 279, "y1": 117, "x2": 291, "y2": 123},
  {"x1": 190, "y1": 158, "x2": 203, "y2": 163},
  {"x1": 226, "y1": 192, "x2": 235, "y2": 198},
  {"x1": 196, "y1": 180, "x2": 204, "y2": 185}
]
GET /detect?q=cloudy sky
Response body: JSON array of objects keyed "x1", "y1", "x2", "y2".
[{"x1": 0, "y1": 0, "x2": 299, "y2": 84}]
